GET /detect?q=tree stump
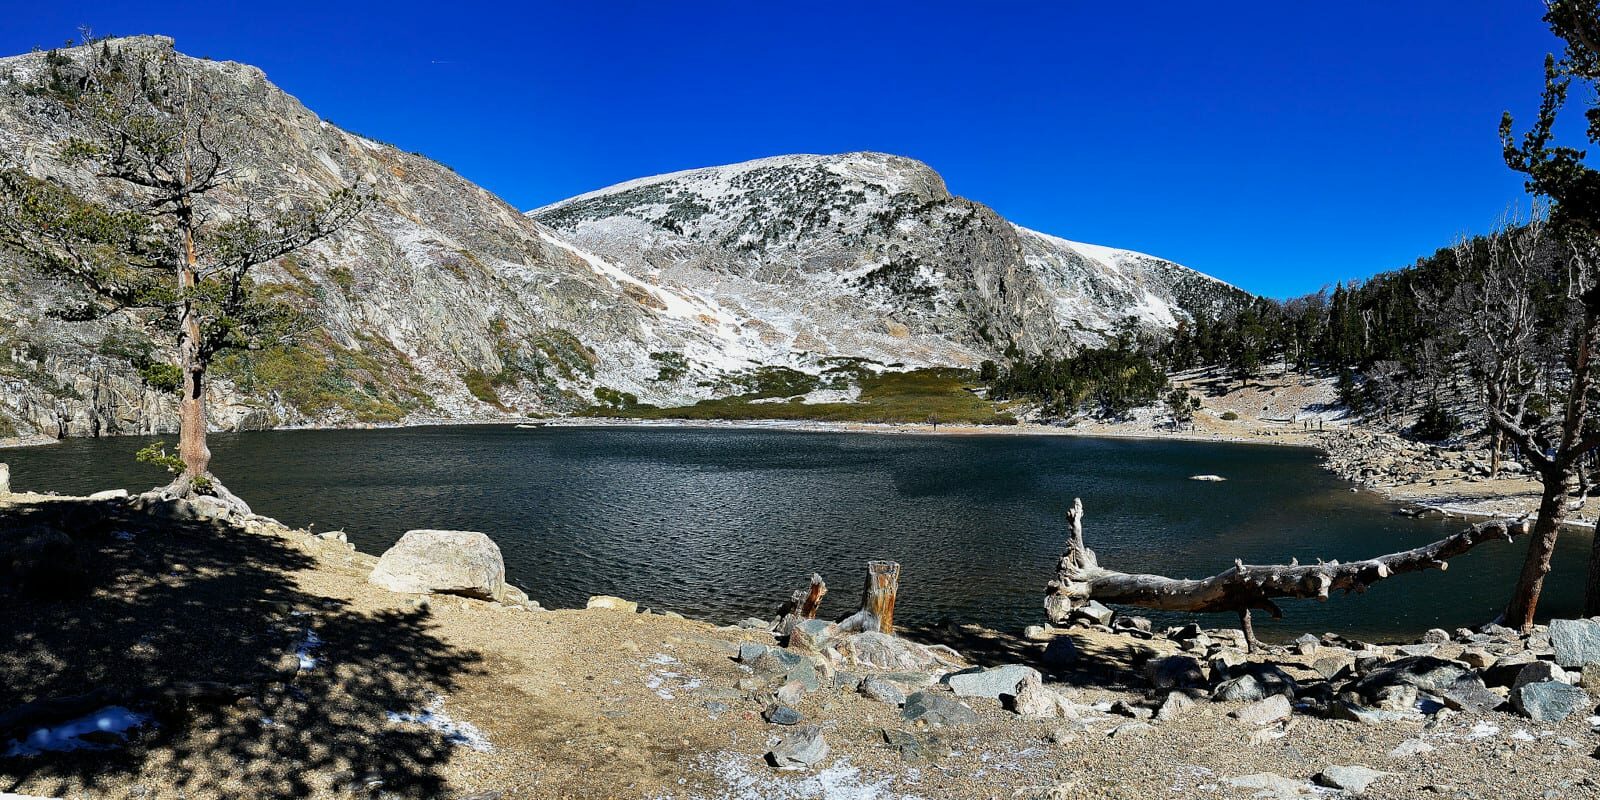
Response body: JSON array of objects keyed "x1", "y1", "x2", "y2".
[{"x1": 862, "y1": 560, "x2": 900, "y2": 635}]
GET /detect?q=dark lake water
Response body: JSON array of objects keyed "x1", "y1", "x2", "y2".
[{"x1": 2, "y1": 425, "x2": 1590, "y2": 641}]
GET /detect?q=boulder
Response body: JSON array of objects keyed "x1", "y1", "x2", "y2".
[
  {"x1": 1072, "y1": 600, "x2": 1115, "y2": 626},
  {"x1": 0, "y1": 462, "x2": 9, "y2": 494},
  {"x1": 861, "y1": 677, "x2": 907, "y2": 706},
  {"x1": 368, "y1": 529, "x2": 507, "y2": 602},
  {"x1": 1314, "y1": 765, "x2": 1391, "y2": 793},
  {"x1": 1421, "y1": 628, "x2": 1451, "y2": 645},
  {"x1": 1510, "y1": 661, "x2": 1569, "y2": 698},
  {"x1": 1230, "y1": 695, "x2": 1292, "y2": 726},
  {"x1": 839, "y1": 632, "x2": 936, "y2": 671},
  {"x1": 88, "y1": 488, "x2": 129, "y2": 501},
  {"x1": 945, "y1": 664, "x2": 1040, "y2": 699},
  {"x1": 586, "y1": 595, "x2": 638, "y2": 613},
  {"x1": 1350, "y1": 655, "x2": 1468, "y2": 698},
  {"x1": 902, "y1": 692, "x2": 979, "y2": 727},
  {"x1": 766, "y1": 725, "x2": 828, "y2": 770},
  {"x1": 1549, "y1": 619, "x2": 1600, "y2": 668},
  {"x1": 1041, "y1": 637, "x2": 1079, "y2": 669},
  {"x1": 1145, "y1": 654, "x2": 1206, "y2": 690},
  {"x1": 1154, "y1": 691, "x2": 1195, "y2": 722},
  {"x1": 1438, "y1": 675, "x2": 1504, "y2": 714},
  {"x1": 1213, "y1": 663, "x2": 1298, "y2": 702},
  {"x1": 763, "y1": 704, "x2": 803, "y2": 725},
  {"x1": 1513, "y1": 681, "x2": 1589, "y2": 722},
  {"x1": 1007, "y1": 673, "x2": 1059, "y2": 719},
  {"x1": 787, "y1": 619, "x2": 837, "y2": 653}
]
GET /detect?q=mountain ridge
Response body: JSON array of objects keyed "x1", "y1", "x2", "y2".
[{"x1": 0, "y1": 37, "x2": 1248, "y2": 443}]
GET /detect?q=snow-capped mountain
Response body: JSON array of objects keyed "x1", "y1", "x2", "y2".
[{"x1": 533, "y1": 153, "x2": 1247, "y2": 371}]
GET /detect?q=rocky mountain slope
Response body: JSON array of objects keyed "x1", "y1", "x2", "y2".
[{"x1": 0, "y1": 37, "x2": 1247, "y2": 443}]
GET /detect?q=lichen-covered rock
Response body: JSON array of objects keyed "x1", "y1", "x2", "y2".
[
  {"x1": 1513, "y1": 680, "x2": 1589, "y2": 722},
  {"x1": 1549, "y1": 619, "x2": 1600, "y2": 668},
  {"x1": 368, "y1": 529, "x2": 507, "y2": 602}
]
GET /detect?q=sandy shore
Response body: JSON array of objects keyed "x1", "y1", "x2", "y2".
[{"x1": 4, "y1": 491, "x2": 1595, "y2": 800}]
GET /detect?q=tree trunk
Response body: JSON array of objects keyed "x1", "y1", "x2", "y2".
[
  {"x1": 176, "y1": 208, "x2": 210, "y2": 481},
  {"x1": 1504, "y1": 473, "x2": 1571, "y2": 629},
  {"x1": 1489, "y1": 426, "x2": 1504, "y2": 479},
  {"x1": 1046, "y1": 499, "x2": 1531, "y2": 623}
]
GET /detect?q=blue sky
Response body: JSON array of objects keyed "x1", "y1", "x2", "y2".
[{"x1": 0, "y1": 1, "x2": 1568, "y2": 298}]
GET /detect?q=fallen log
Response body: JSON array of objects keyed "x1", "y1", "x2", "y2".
[{"x1": 1044, "y1": 498, "x2": 1531, "y2": 639}]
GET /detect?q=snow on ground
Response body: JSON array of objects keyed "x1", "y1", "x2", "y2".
[
  {"x1": 4, "y1": 706, "x2": 151, "y2": 757},
  {"x1": 656, "y1": 753, "x2": 927, "y2": 800},
  {"x1": 386, "y1": 696, "x2": 494, "y2": 752}
]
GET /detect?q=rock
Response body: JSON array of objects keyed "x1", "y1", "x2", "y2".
[
  {"x1": 738, "y1": 642, "x2": 770, "y2": 663},
  {"x1": 1350, "y1": 655, "x2": 1469, "y2": 698},
  {"x1": 1439, "y1": 675, "x2": 1504, "y2": 714},
  {"x1": 0, "y1": 463, "x2": 9, "y2": 494},
  {"x1": 1388, "y1": 739, "x2": 1435, "y2": 758},
  {"x1": 1421, "y1": 628, "x2": 1451, "y2": 645},
  {"x1": 1145, "y1": 654, "x2": 1206, "y2": 690},
  {"x1": 1329, "y1": 701, "x2": 1407, "y2": 726},
  {"x1": 1023, "y1": 624, "x2": 1050, "y2": 641},
  {"x1": 1292, "y1": 633, "x2": 1319, "y2": 655},
  {"x1": 88, "y1": 488, "x2": 129, "y2": 501},
  {"x1": 1072, "y1": 600, "x2": 1114, "y2": 626},
  {"x1": 774, "y1": 680, "x2": 806, "y2": 706},
  {"x1": 1459, "y1": 647, "x2": 1496, "y2": 670},
  {"x1": 1213, "y1": 663, "x2": 1298, "y2": 702},
  {"x1": 585, "y1": 595, "x2": 638, "y2": 613},
  {"x1": 1395, "y1": 643, "x2": 1438, "y2": 657},
  {"x1": 1007, "y1": 673, "x2": 1059, "y2": 719},
  {"x1": 1210, "y1": 649, "x2": 1248, "y2": 673},
  {"x1": 1225, "y1": 773, "x2": 1312, "y2": 799},
  {"x1": 861, "y1": 677, "x2": 907, "y2": 706},
  {"x1": 880, "y1": 729, "x2": 937, "y2": 763},
  {"x1": 1154, "y1": 691, "x2": 1195, "y2": 722},
  {"x1": 944, "y1": 664, "x2": 1040, "y2": 699},
  {"x1": 902, "y1": 692, "x2": 979, "y2": 727},
  {"x1": 1041, "y1": 637, "x2": 1079, "y2": 669},
  {"x1": 1482, "y1": 651, "x2": 1539, "y2": 687},
  {"x1": 1511, "y1": 661, "x2": 1570, "y2": 698},
  {"x1": 1315, "y1": 765, "x2": 1391, "y2": 793},
  {"x1": 367, "y1": 529, "x2": 508, "y2": 602},
  {"x1": 1581, "y1": 664, "x2": 1600, "y2": 691},
  {"x1": 1107, "y1": 721, "x2": 1155, "y2": 738},
  {"x1": 1310, "y1": 653, "x2": 1354, "y2": 681},
  {"x1": 1549, "y1": 619, "x2": 1600, "y2": 668},
  {"x1": 766, "y1": 725, "x2": 828, "y2": 770},
  {"x1": 1230, "y1": 695, "x2": 1292, "y2": 726},
  {"x1": 736, "y1": 617, "x2": 771, "y2": 630},
  {"x1": 839, "y1": 632, "x2": 935, "y2": 671},
  {"x1": 763, "y1": 704, "x2": 803, "y2": 725},
  {"x1": 1513, "y1": 681, "x2": 1589, "y2": 722},
  {"x1": 787, "y1": 619, "x2": 836, "y2": 653}
]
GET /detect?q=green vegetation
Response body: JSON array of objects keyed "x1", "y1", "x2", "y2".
[
  {"x1": 215, "y1": 335, "x2": 426, "y2": 423},
  {"x1": 0, "y1": 415, "x2": 17, "y2": 439},
  {"x1": 136, "y1": 441, "x2": 211, "y2": 491},
  {"x1": 589, "y1": 367, "x2": 1016, "y2": 425},
  {"x1": 989, "y1": 343, "x2": 1167, "y2": 419},
  {"x1": 1220, "y1": 411, "x2": 1240, "y2": 422},
  {"x1": 463, "y1": 369, "x2": 507, "y2": 410},
  {"x1": 649, "y1": 351, "x2": 689, "y2": 382}
]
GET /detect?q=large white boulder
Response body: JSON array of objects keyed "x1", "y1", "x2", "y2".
[{"x1": 369, "y1": 529, "x2": 507, "y2": 602}]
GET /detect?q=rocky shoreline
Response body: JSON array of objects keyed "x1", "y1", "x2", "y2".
[{"x1": 2, "y1": 488, "x2": 1598, "y2": 798}]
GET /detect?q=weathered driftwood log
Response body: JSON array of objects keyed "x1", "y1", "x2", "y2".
[
  {"x1": 1045, "y1": 497, "x2": 1532, "y2": 629},
  {"x1": 837, "y1": 560, "x2": 901, "y2": 635}
]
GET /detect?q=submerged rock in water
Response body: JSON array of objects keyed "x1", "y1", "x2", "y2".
[{"x1": 368, "y1": 529, "x2": 508, "y2": 602}]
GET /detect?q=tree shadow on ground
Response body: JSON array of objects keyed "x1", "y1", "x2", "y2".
[
  {"x1": 0, "y1": 496, "x2": 483, "y2": 799},
  {"x1": 902, "y1": 621, "x2": 1156, "y2": 690}
]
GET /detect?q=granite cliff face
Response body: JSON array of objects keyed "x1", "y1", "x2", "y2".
[{"x1": 0, "y1": 37, "x2": 1247, "y2": 443}]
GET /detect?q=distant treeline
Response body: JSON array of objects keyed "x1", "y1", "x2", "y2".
[{"x1": 987, "y1": 220, "x2": 1583, "y2": 436}]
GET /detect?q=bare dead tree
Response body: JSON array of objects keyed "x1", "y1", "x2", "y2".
[{"x1": 1044, "y1": 499, "x2": 1532, "y2": 651}]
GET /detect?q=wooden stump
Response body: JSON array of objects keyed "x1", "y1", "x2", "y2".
[
  {"x1": 862, "y1": 560, "x2": 900, "y2": 635},
  {"x1": 799, "y1": 573, "x2": 827, "y2": 619}
]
